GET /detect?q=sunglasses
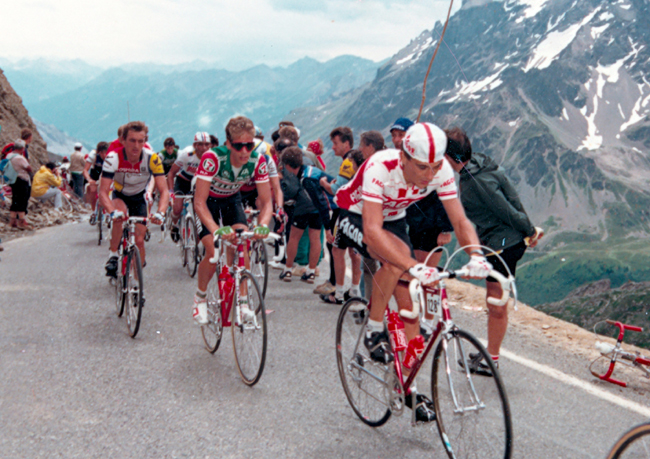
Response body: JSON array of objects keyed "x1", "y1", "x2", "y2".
[{"x1": 231, "y1": 142, "x2": 255, "y2": 152}]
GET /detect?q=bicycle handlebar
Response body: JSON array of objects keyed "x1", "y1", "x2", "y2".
[
  {"x1": 606, "y1": 319, "x2": 643, "y2": 333},
  {"x1": 402, "y1": 268, "x2": 513, "y2": 320},
  {"x1": 208, "y1": 231, "x2": 281, "y2": 264}
]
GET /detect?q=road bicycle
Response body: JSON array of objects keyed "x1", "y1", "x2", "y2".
[
  {"x1": 174, "y1": 194, "x2": 202, "y2": 278},
  {"x1": 335, "y1": 250, "x2": 515, "y2": 459},
  {"x1": 606, "y1": 422, "x2": 650, "y2": 458},
  {"x1": 200, "y1": 229, "x2": 270, "y2": 386},
  {"x1": 591, "y1": 320, "x2": 650, "y2": 388},
  {"x1": 111, "y1": 216, "x2": 147, "y2": 338},
  {"x1": 245, "y1": 209, "x2": 271, "y2": 298}
]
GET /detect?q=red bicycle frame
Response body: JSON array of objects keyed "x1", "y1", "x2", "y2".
[{"x1": 594, "y1": 320, "x2": 650, "y2": 387}]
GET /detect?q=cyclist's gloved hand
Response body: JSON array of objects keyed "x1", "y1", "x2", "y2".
[
  {"x1": 151, "y1": 212, "x2": 164, "y2": 225},
  {"x1": 408, "y1": 263, "x2": 440, "y2": 286},
  {"x1": 463, "y1": 256, "x2": 493, "y2": 278},
  {"x1": 213, "y1": 226, "x2": 234, "y2": 240},
  {"x1": 110, "y1": 210, "x2": 125, "y2": 221},
  {"x1": 169, "y1": 192, "x2": 175, "y2": 202},
  {"x1": 274, "y1": 209, "x2": 287, "y2": 233},
  {"x1": 254, "y1": 224, "x2": 270, "y2": 237}
]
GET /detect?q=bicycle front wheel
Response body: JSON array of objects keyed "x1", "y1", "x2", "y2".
[
  {"x1": 249, "y1": 240, "x2": 268, "y2": 299},
  {"x1": 185, "y1": 216, "x2": 199, "y2": 278},
  {"x1": 114, "y1": 250, "x2": 125, "y2": 317},
  {"x1": 201, "y1": 271, "x2": 223, "y2": 353},
  {"x1": 335, "y1": 298, "x2": 391, "y2": 427},
  {"x1": 431, "y1": 328, "x2": 512, "y2": 459},
  {"x1": 607, "y1": 423, "x2": 650, "y2": 459},
  {"x1": 125, "y1": 247, "x2": 144, "y2": 338},
  {"x1": 231, "y1": 271, "x2": 267, "y2": 386},
  {"x1": 97, "y1": 205, "x2": 103, "y2": 246}
]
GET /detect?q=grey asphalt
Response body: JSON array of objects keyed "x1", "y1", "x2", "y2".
[{"x1": 1, "y1": 221, "x2": 649, "y2": 458}]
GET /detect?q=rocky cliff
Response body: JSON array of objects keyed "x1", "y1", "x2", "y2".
[{"x1": 0, "y1": 68, "x2": 48, "y2": 166}]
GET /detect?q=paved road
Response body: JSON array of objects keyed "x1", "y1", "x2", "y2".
[{"x1": 1, "y1": 221, "x2": 649, "y2": 458}]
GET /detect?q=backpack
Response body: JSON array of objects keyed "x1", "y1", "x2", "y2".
[{"x1": 0, "y1": 153, "x2": 19, "y2": 185}]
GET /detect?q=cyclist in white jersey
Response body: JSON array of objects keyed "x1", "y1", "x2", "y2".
[
  {"x1": 335, "y1": 122, "x2": 492, "y2": 423},
  {"x1": 100, "y1": 121, "x2": 169, "y2": 276},
  {"x1": 166, "y1": 132, "x2": 212, "y2": 241}
]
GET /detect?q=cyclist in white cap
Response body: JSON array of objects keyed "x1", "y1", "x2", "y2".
[
  {"x1": 167, "y1": 132, "x2": 212, "y2": 241},
  {"x1": 334, "y1": 122, "x2": 492, "y2": 423}
]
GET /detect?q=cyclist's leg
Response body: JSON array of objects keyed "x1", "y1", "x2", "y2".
[
  {"x1": 285, "y1": 225, "x2": 305, "y2": 269},
  {"x1": 197, "y1": 233, "x2": 217, "y2": 291},
  {"x1": 109, "y1": 198, "x2": 128, "y2": 252},
  {"x1": 307, "y1": 227, "x2": 321, "y2": 270}
]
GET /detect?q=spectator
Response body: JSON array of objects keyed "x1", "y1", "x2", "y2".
[
  {"x1": 21, "y1": 128, "x2": 33, "y2": 161},
  {"x1": 444, "y1": 126, "x2": 543, "y2": 375},
  {"x1": 69, "y1": 142, "x2": 85, "y2": 198},
  {"x1": 31, "y1": 162, "x2": 63, "y2": 208},
  {"x1": 7, "y1": 140, "x2": 33, "y2": 229}
]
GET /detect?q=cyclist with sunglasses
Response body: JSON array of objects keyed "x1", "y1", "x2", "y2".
[{"x1": 192, "y1": 116, "x2": 273, "y2": 325}]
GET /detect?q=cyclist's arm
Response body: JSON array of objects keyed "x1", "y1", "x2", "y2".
[
  {"x1": 154, "y1": 175, "x2": 169, "y2": 215},
  {"x1": 255, "y1": 180, "x2": 273, "y2": 227},
  {"x1": 194, "y1": 179, "x2": 219, "y2": 235},
  {"x1": 441, "y1": 197, "x2": 481, "y2": 254},
  {"x1": 362, "y1": 200, "x2": 417, "y2": 272},
  {"x1": 83, "y1": 161, "x2": 93, "y2": 182},
  {"x1": 270, "y1": 175, "x2": 283, "y2": 209},
  {"x1": 166, "y1": 163, "x2": 180, "y2": 192},
  {"x1": 98, "y1": 176, "x2": 116, "y2": 214}
]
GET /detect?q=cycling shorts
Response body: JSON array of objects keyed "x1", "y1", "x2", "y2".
[
  {"x1": 486, "y1": 240, "x2": 527, "y2": 282},
  {"x1": 409, "y1": 226, "x2": 446, "y2": 252},
  {"x1": 173, "y1": 177, "x2": 192, "y2": 196},
  {"x1": 112, "y1": 190, "x2": 148, "y2": 219},
  {"x1": 333, "y1": 210, "x2": 413, "y2": 259},
  {"x1": 89, "y1": 167, "x2": 102, "y2": 182},
  {"x1": 240, "y1": 188, "x2": 258, "y2": 209},
  {"x1": 197, "y1": 193, "x2": 247, "y2": 240},
  {"x1": 292, "y1": 212, "x2": 322, "y2": 230}
]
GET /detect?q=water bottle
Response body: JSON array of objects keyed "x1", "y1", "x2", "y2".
[
  {"x1": 403, "y1": 335, "x2": 425, "y2": 369},
  {"x1": 387, "y1": 312, "x2": 408, "y2": 352}
]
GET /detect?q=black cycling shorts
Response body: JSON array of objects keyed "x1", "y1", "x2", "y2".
[
  {"x1": 292, "y1": 212, "x2": 322, "y2": 230},
  {"x1": 89, "y1": 167, "x2": 102, "y2": 181},
  {"x1": 333, "y1": 211, "x2": 413, "y2": 259},
  {"x1": 240, "y1": 188, "x2": 258, "y2": 209},
  {"x1": 197, "y1": 193, "x2": 248, "y2": 240},
  {"x1": 173, "y1": 177, "x2": 192, "y2": 196},
  {"x1": 112, "y1": 190, "x2": 148, "y2": 219},
  {"x1": 409, "y1": 226, "x2": 446, "y2": 252},
  {"x1": 486, "y1": 240, "x2": 527, "y2": 282}
]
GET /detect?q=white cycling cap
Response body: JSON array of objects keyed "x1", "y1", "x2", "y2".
[
  {"x1": 194, "y1": 132, "x2": 210, "y2": 143},
  {"x1": 402, "y1": 122, "x2": 447, "y2": 163},
  {"x1": 74, "y1": 142, "x2": 83, "y2": 149}
]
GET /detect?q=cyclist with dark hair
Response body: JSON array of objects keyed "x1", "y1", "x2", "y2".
[
  {"x1": 84, "y1": 141, "x2": 110, "y2": 222},
  {"x1": 159, "y1": 137, "x2": 178, "y2": 175}
]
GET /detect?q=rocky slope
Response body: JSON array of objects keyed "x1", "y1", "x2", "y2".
[{"x1": 0, "y1": 69, "x2": 48, "y2": 166}]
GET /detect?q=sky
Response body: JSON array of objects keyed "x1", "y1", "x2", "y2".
[{"x1": 1, "y1": 0, "x2": 461, "y2": 70}]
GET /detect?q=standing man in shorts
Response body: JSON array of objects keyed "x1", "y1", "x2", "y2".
[{"x1": 444, "y1": 126, "x2": 543, "y2": 375}]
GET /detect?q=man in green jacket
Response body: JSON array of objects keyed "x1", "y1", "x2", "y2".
[{"x1": 445, "y1": 127, "x2": 543, "y2": 376}]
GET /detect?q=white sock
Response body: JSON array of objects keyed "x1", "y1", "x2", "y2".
[
  {"x1": 350, "y1": 283, "x2": 361, "y2": 297},
  {"x1": 195, "y1": 289, "x2": 207, "y2": 299},
  {"x1": 366, "y1": 318, "x2": 384, "y2": 336},
  {"x1": 305, "y1": 267, "x2": 315, "y2": 275},
  {"x1": 335, "y1": 285, "x2": 345, "y2": 299},
  {"x1": 109, "y1": 251, "x2": 118, "y2": 258}
]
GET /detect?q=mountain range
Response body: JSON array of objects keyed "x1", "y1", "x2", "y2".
[{"x1": 2, "y1": 0, "x2": 649, "y2": 313}]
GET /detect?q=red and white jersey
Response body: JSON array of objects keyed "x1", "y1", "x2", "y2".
[{"x1": 334, "y1": 149, "x2": 457, "y2": 221}]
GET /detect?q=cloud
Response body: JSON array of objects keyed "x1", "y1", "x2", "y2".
[{"x1": 0, "y1": 0, "x2": 459, "y2": 69}]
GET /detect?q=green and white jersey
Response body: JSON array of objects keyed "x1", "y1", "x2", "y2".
[{"x1": 195, "y1": 146, "x2": 269, "y2": 198}]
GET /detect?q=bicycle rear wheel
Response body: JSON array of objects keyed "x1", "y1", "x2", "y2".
[
  {"x1": 607, "y1": 422, "x2": 650, "y2": 459},
  {"x1": 97, "y1": 205, "x2": 103, "y2": 246},
  {"x1": 185, "y1": 216, "x2": 199, "y2": 278},
  {"x1": 249, "y1": 240, "x2": 268, "y2": 299},
  {"x1": 125, "y1": 247, "x2": 144, "y2": 338},
  {"x1": 431, "y1": 328, "x2": 512, "y2": 459},
  {"x1": 335, "y1": 298, "x2": 392, "y2": 427},
  {"x1": 231, "y1": 271, "x2": 267, "y2": 386},
  {"x1": 202, "y1": 271, "x2": 223, "y2": 353}
]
